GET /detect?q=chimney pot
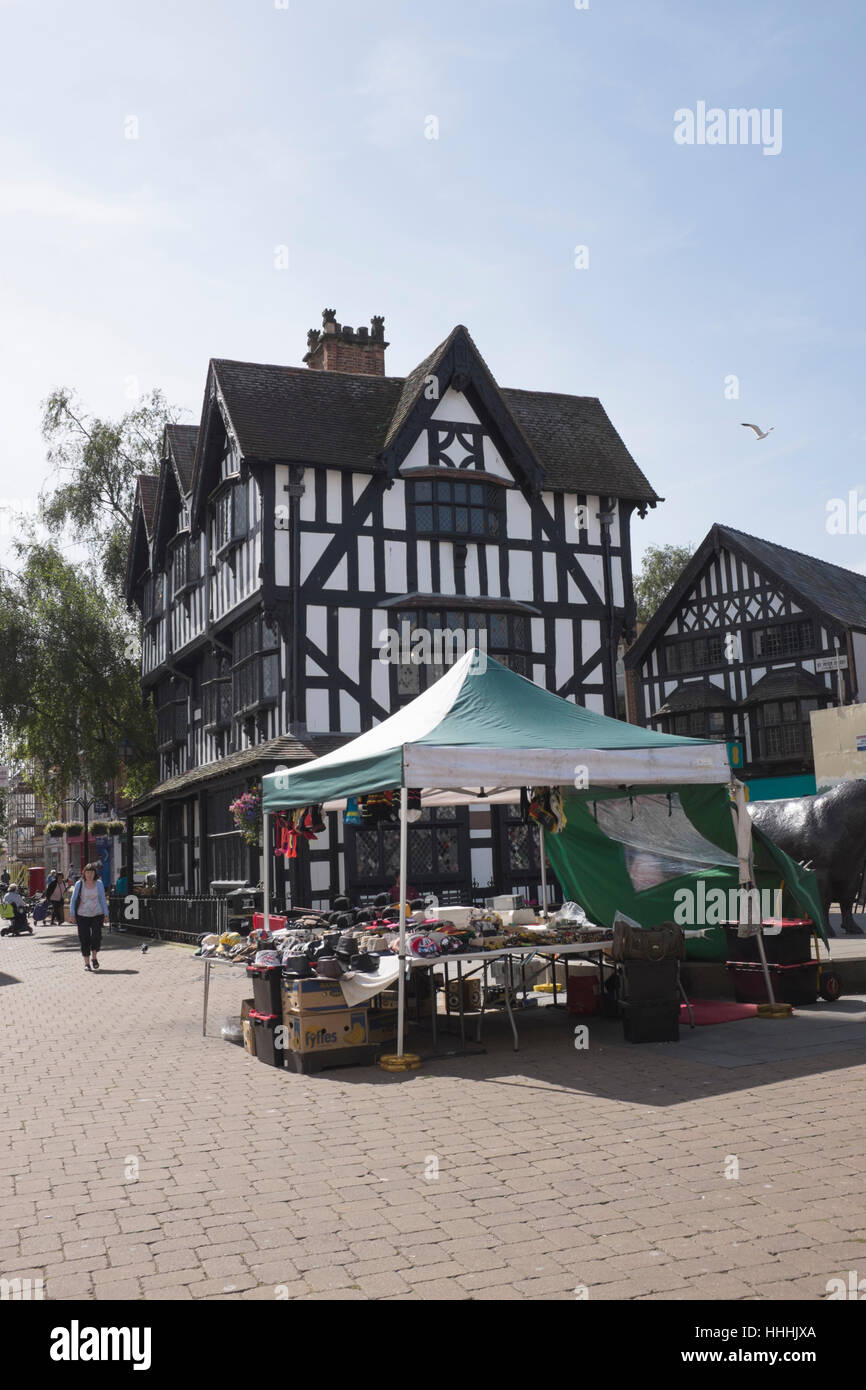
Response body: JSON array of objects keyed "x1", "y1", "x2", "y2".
[{"x1": 304, "y1": 309, "x2": 389, "y2": 375}]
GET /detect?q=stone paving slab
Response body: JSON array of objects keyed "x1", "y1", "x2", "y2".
[{"x1": 1, "y1": 924, "x2": 866, "y2": 1301}]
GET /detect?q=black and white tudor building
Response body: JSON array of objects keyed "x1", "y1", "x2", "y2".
[
  {"x1": 126, "y1": 311, "x2": 658, "y2": 905},
  {"x1": 625, "y1": 524, "x2": 866, "y2": 797}
]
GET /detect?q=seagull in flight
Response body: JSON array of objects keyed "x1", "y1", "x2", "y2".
[{"x1": 741, "y1": 422, "x2": 774, "y2": 440}]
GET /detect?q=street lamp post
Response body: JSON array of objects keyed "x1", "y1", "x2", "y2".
[{"x1": 64, "y1": 794, "x2": 100, "y2": 867}]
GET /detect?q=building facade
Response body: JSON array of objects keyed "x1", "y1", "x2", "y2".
[
  {"x1": 625, "y1": 524, "x2": 866, "y2": 798},
  {"x1": 127, "y1": 311, "x2": 658, "y2": 904}
]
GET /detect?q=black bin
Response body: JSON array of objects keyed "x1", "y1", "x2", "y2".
[
  {"x1": 723, "y1": 920, "x2": 813, "y2": 966},
  {"x1": 618, "y1": 958, "x2": 679, "y2": 1004},
  {"x1": 247, "y1": 964, "x2": 282, "y2": 1015},
  {"x1": 249, "y1": 1010, "x2": 282, "y2": 1067},
  {"x1": 621, "y1": 1000, "x2": 680, "y2": 1043}
]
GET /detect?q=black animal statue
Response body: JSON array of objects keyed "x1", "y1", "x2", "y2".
[{"x1": 746, "y1": 780, "x2": 866, "y2": 935}]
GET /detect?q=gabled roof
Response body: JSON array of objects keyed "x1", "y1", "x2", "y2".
[
  {"x1": 720, "y1": 526, "x2": 866, "y2": 631},
  {"x1": 212, "y1": 359, "x2": 403, "y2": 468},
  {"x1": 625, "y1": 523, "x2": 866, "y2": 670},
  {"x1": 186, "y1": 325, "x2": 659, "y2": 519},
  {"x1": 502, "y1": 388, "x2": 653, "y2": 498},
  {"x1": 137, "y1": 475, "x2": 159, "y2": 539},
  {"x1": 125, "y1": 475, "x2": 159, "y2": 604},
  {"x1": 651, "y1": 680, "x2": 735, "y2": 718},
  {"x1": 165, "y1": 424, "x2": 198, "y2": 494},
  {"x1": 743, "y1": 667, "x2": 829, "y2": 705}
]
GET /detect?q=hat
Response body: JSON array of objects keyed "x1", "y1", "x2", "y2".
[
  {"x1": 332, "y1": 894, "x2": 351, "y2": 912},
  {"x1": 316, "y1": 957, "x2": 344, "y2": 979},
  {"x1": 254, "y1": 950, "x2": 282, "y2": 968},
  {"x1": 408, "y1": 935, "x2": 440, "y2": 958},
  {"x1": 336, "y1": 936, "x2": 357, "y2": 960},
  {"x1": 349, "y1": 952, "x2": 379, "y2": 973},
  {"x1": 282, "y1": 954, "x2": 314, "y2": 978},
  {"x1": 374, "y1": 892, "x2": 390, "y2": 908}
]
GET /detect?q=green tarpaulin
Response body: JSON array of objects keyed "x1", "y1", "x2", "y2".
[{"x1": 544, "y1": 785, "x2": 827, "y2": 954}]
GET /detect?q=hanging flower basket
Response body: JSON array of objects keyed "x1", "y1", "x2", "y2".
[
  {"x1": 90, "y1": 820, "x2": 110, "y2": 837},
  {"x1": 107, "y1": 820, "x2": 125, "y2": 837},
  {"x1": 229, "y1": 785, "x2": 263, "y2": 847},
  {"x1": 45, "y1": 822, "x2": 67, "y2": 838},
  {"x1": 65, "y1": 821, "x2": 84, "y2": 838}
]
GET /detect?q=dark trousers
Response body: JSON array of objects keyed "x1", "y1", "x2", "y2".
[
  {"x1": 51, "y1": 899, "x2": 65, "y2": 925},
  {"x1": 76, "y1": 914, "x2": 103, "y2": 958}
]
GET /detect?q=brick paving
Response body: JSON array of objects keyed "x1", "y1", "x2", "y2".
[{"x1": 2, "y1": 924, "x2": 866, "y2": 1301}]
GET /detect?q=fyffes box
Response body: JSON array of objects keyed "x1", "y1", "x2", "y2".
[{"x1": 283, "y1": 1009, "x2": 369, "y2": 1053}]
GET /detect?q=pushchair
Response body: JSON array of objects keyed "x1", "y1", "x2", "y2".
[{"x1": 0, "y1": 901, "x2": 33, "y2": 936}]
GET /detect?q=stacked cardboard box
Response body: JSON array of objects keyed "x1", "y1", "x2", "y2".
[{"x1": 280, "y1": 976, "x2": 400, "y2": 1072}]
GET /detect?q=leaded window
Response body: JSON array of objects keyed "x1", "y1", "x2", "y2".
[
  {"x1": 756, "y1": 698, "x2": 818, "y2": 761},
  {"x1": 664, "y1": 635, "x2": 723, "y2": 674},
  {"x1": 349, "y1": 806, "x2": 465, "y2": 891},
  {"x1": 215, "y1": 481, "x2": 248, "y2": 552},
  {"x1": 750, "y1": 620, "x2": 814, "y2": 660},
  {"x1": 670, "y1": 710, "x2": 728, "y2": 739},
  {"x1": 232, "y1": 614, "x2": 280, "y2": 713},
  {"x1": 411, "y1": 478, "x2": 504, "y2": 539}
]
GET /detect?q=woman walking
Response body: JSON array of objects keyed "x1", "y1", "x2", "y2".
[{"x1": 70, "y1": 862, "x2": 108, "y2": 971}]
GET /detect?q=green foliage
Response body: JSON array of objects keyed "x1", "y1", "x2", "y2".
[
  {"x1": 39, "y1": 387, "x2": 181, "y2": 598},
  {"x1": 634, "y1": 543, "x2": 695, "y2": 624},
  {"x1": 0, "y1": 542, "x2": 157, "y2": 805},
  {"x1": 45, "y1": 822, "x2": 67, "y2": 837}
]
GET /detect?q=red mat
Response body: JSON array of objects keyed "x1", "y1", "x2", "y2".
[{"x1": 679, "y1": 998, "x2": 759, "y2": 1026}]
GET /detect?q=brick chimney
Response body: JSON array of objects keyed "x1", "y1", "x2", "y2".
[{"x1": 304, "y1": 308, "x2": 388, "y2": 375}]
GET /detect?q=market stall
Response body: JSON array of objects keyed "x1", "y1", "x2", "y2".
[{"x1": 261, "y1": 648, "x2": 752, "y2": 1061}]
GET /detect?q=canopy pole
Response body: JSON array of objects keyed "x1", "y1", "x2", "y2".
[
  {"x1": 263, "y1": 811, "x2": 270, "y2": 934},
  {"x1": 539, "y1": 824, "x2": 549, "y2": 920},
  {"x1": 398, "y1": 786, "x2": 408, "y2": 1058}
]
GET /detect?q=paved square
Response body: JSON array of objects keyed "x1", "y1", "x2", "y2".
[{"x1": 2, "y1": 925, "x2": 865, "y2": 1301}]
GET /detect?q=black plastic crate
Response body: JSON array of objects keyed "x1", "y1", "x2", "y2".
[
  {"x1": 621, "y1": 1001, "x2": 680, "y2": 1043},
  {"x1": 618, "y1": 958, "x2": 679, "y2": 1004},
  {"x1": 249, "y1": 1010, "x2": 282, "y2": 1066},
  {"x1": 247, "y1": 964, "x2": 282, "y2": 1015},
  {"x1": 723, "y1": 920, "x2": 813, "y2": 966},
  {"x1": 727, "y1": 961, "x2": 818, "y2": 1006}
]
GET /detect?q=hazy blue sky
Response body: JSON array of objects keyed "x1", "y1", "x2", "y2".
[{"x1": 1, "y1": 0, "x2": 864, "y2": 574}]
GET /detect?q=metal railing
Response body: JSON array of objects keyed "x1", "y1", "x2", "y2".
[{"x1": 109, "y1": 893, "x2": 227, "y2": 944}]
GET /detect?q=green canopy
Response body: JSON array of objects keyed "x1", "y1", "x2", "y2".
[{"x1": 262, "y1": 649, "x2": 732, "y2": 810}]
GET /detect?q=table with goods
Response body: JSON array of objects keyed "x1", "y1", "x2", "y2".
[{"x1": 196, "y1": 893, "x2": 624, "y2": 1070}]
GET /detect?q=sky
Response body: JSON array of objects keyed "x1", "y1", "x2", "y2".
[{"x1": 0, "y1": 0, "x2": 864, "y2": 576}]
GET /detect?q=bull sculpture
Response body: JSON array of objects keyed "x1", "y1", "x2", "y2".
[{"x1": 746, "y1": 780, "x2": 866, "y2": 935}]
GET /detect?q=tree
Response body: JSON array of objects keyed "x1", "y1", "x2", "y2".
[
  {"x1": 39, "y1": 387, "x2": 182, "y2": 598},
  {"x1": 634, "y1": 543, "x2": 695, "y2": 624},
  {"x1": 0, "y1": 542, "x2": 156, "y2": 805}
]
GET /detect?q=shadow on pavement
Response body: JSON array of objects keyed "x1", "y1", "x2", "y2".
[{"x1": 273, "y1": 994, "x2": 866, "y2": 1106}]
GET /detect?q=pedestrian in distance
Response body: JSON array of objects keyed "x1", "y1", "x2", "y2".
[
  {"x1": 44, "y1": 871, "x2": 67, "y2": 925},
  {"x1": 70, "y1": 861, "x2": 108, "y2": 972}
]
